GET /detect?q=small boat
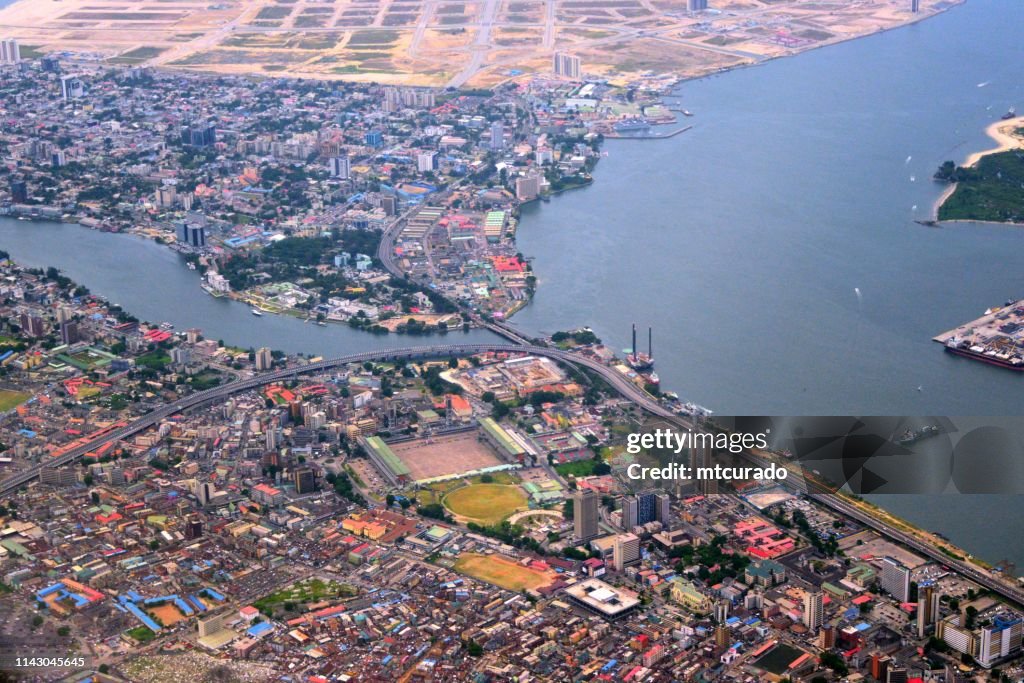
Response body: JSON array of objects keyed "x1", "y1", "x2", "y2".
[
  {"x1": 317, "y1": 321, "x2": 327, "y2": 326},
  {"x1": 1002, "y1": 106, "x2": 1016, "y2": 120},
  {"x1": 251, "y1": 308, "x2": 264, "y2": 317},
  {"x1": 682, "y1": 110, "x2": 693, "y2": 117}
]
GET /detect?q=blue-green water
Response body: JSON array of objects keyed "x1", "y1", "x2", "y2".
[
  {"x1": 2, "y1": 0, "x2": 1024, "y2": 569},
  {"x1": 517, "y1": 0, "x2": 1024, "y2": 417},
  {"x1": 0, "y1": 222, "x2": 503, "y2": 354}
]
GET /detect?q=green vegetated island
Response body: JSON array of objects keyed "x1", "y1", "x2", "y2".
[{"x1": 935, "y1": 123, "x2": 1024, "y2": 224}]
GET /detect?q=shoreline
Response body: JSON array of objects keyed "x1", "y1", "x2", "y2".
[
  {"x1": 933, "y1": 115, "x2": 1024, "y2": 221},
  {"x1": 0, "y1": 0, "x2": 965, "y2": 89}
]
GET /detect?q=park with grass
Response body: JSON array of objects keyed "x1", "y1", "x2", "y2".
[
  {"x1": 0, "y1": 389, "x2": 30, "y2": 412},
  {"x1": 253, "y1": 578, "x2": 354, "y2": 617},
  {"x1": 453, "y1": 553, "x2": 556, "y2": 592},
  {"x1": 443, "y1": 483, "x2": 528, "y2": 525}
]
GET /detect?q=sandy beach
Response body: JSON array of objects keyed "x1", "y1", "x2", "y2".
[
  {"x1": 933, "y1": 115, "x2": 1024, "y2": 219},
  {"x1": 963, "y1": 115, "x2": 1024, "y2": 167}
]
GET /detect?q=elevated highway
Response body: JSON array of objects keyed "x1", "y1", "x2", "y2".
[{"x1": 0, "y1": 343, "x2": 672, "y2": 498}]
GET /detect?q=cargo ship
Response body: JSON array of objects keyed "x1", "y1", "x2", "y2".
[
  {"x1": 614, "y1": 118, "x2": 650, "y2": 133},
  {"x1": 1001, "y1": 106, "x2": 1016, "y2": 120},
  {"x1": 944, "y1": 337, "x2": 1024, "y2": 370}
]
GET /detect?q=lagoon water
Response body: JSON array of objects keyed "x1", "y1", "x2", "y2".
[
  {"x1": 0, "y1": 222, "x2": 503, "y2": 354},
  {"x1": 3, "y1": 0, "x2": 1024, "y2": 569}
]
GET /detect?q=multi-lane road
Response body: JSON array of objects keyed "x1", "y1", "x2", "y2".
[{"x1": 0, "y1": 342, "x2": 672, "y2": 499}]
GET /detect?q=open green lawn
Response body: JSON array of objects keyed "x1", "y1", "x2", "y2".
[
  {"x1": 125, "y1": 625, "x2": 156, "y2": 643},
  {"x1": 253, "y1": 578, "x2": 354, "y2": 616},
  {"x1": 443, "y1": 484, "x2": 527, "y2": 524},
  {"x1": 0, "y1": 390, "x2": 30, "y2": 412}
]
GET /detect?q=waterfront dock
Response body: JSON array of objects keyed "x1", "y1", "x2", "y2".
[{"x1": 933, "y1": 299, "x2": 1024, "y2": 370}]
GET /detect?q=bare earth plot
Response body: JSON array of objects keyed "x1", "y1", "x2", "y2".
[
  {"x1": 390, "y1": 431, "x2": 505, "y2": 482},
  {"x1": 0, "y1": 0, "x2": 961, "y2": 86},
  {"x1": 454, "y1": 552, "x2": 556, "y2": 591}
]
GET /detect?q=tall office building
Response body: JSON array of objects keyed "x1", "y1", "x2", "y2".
[
  {"x1": 59, "y1": 320, "x2": 80, "y2": 346},
  {"x1": 9, "y1": 177, "x2": 27, "y2": 204},
  {"x1": 19, "y1": 312, "x2": 45, "y2": 338},
  {"x1": 60, "y1": 75, "x2": 85, "y2": 101},
  {"x1": 713, "y1": 600, "x2": 729, "y2": 624},
  {"x1": 489, "y1": 121, "x2": 505, "y2": 151},
  {"x1": 0, "y1": 38, "x2": 20, "y2": 65},
  {"x1": 917, "y1": 580, "x2": 940, "y2": 638},
  {"x1": 417, "y1": 152, "x2": 436, "y2": 173},
  {"x1": 40, "y1": 467, "x2": 78, "y2": 487},
  {"x1": 687, "y1": 0, "x2": 708, "y2": 10},
  {"x1": 255, "y1": 347, "x2": 273, "y2": 371},
  {"x1": 185, "y1": 516, "x2": 204, "y2": 540},
  {"x1": 328, "y1": 155, "x2": 351, "y2": 179},
  {"x1": 293, "y1": 468, "x2": 316, "y2": 494},
  {"x1": 655, "y1": 492, "x2": 671, "y2": 524},
  {"x1": 171, "y1": 346, "x2": 192, "y2": 367},
  {"x1": 691, "y1": 434, "x2": 718, "y2": 495},
  {"x1": 819, "y1": 624, "x2": 836, "y2": 649},
  {"x1": 552, "y1": 52, "x2": 581, "y2": 79},
  {"x1": 573, "y1": 488, "x2": 599, "y2": 541},
  {"x1": 714, "y1": 625, "x2": 730, "y2": 648},
  {"x1": 620, "y1": 495, "x2": 638, "y2": 530},
  {"x1": 887, "y1": 668, "x2": 908, "y2": 683},
  {"x1": 612, "y1": 533, "x2": 641, "y2": 571},
  {"x1": 181, "y1": 122, "x2": 216, "y2": 147},
  {"x1": 171, "y1": 222, "x2": 204, "y2": 248},
  {"x1": 621, "y1": 489, "x2": 668, "y2": 529},
  {"x1": 803, "y1": 590, "x2": 824, "y2": 631},
  {"x1": 911, "y1": 0, "x2": 920, "y2": 12},
  {"x1": 880, "y1": 557, "x2": 911, "y2": 601},
  {"x1": 196, "y1": 482, "x2": 214, "y2": 507},
  {"x1": 870, "y1": 653, "x2": 891, "y2": 681}
]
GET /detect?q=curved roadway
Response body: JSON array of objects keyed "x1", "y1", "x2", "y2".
[{"x1": 0, "y1": 343, "x2": 671, "y2": 498}]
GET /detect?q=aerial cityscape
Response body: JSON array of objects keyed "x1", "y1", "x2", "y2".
[{"x1": 2, "y1": 0, "x2": 1024, "y2": 681}]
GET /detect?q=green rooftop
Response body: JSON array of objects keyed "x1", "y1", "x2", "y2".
[
  {"x1": 478, "y1": 417, "x2": 524, "y2": 458},
  {"x1": 365, "y1": 436, "x2": 411, "y2": 478}
]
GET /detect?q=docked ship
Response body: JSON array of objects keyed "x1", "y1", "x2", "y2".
[
  {"x1": 675, "y1": 402, "x2": 713, "y2": 417},
  {"x1": 625, "y1": 324, "x2": 654, "y2": 371},
  {"x1": 1002, "y1": 106, "x2": 1016, "y2": 120},
  {"x1": 945, "y1": 337, "x2": 1024, "y2": 370},
  {"x1": 614, "y1": 118, "x2": 650, "y2": 133}
]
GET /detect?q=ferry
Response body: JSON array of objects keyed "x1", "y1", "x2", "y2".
[
  {"x1": 1002, "y1": 106, "x2": 1016, "y2": 120},
  {"x1": 251, "y1": 308, "x2": 264, "y2": 317}
]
